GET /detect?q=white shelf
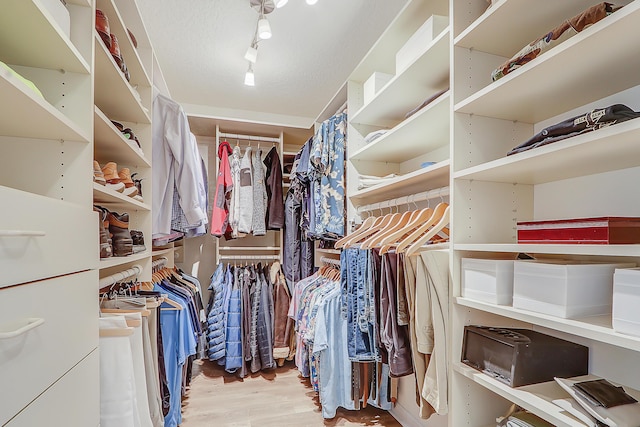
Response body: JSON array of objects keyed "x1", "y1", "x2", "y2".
[
  {"x1": 351, "y1": 29, "x2": 450, "y2": 127},
  {"x1": 96, "y1": 0, "x2": 151, "y2": 88},
  {"x1": 454, "y1": 2, "x2": 640, "y2": 123},
  {"x1": 454, "y1": 243, "x2": 640, "y2": 257},
  {"x1": 350, "y1": 92, "x2": 450, "y2": 163},
  {"x1": 282, "y1": 151, "x2": 297, "y2": 157},
  {"x1": 0, "y1": 0, "x2": 90, "y2": 73},
  {"x1": 317, "y1": 248, "x2": 341, "y2": 255},
  {"x1": 453, "y1": 363, "x2": 589, "y2": 427},
  {"x1": 93, "y1": 183, "x2": 150, "y2": 211},
  {"x1": 219, "y1": 246, "x2": 281, "y2": 251},
  {"x1": 94, "y1": 33, "x2": 151, "y2": 124},
  {"x1": 152, "y1": 248, "x2": 173, "y2": 257},
  {"x1": 349, "y1": 0, "x2": 449, "y2": 82},
  {"x1": 350, "y1": 160, "x2": 450, "y2": 205},
  {"x1": 454, "y1": 0, "x2": 611, "y2": 57},
  {"x1": 454, "y1": 117, "x2": 640, "y2": 184},
  {"x1": 456, "y1": 297, "x2": 640, "y2": 352},
  {"x1": 94, "y1": 106, "x2": 151, "y2": 167},
  {"x1": 99, "y1": 250, "x2": 151, "y2": 270},
  {"x1": 0, "y1": 65, "x2": 89, "y2": 142}
]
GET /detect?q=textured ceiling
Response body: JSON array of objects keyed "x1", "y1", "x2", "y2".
[{"x1": 136, "y1": 0, "x2": 407, "y2": 128}]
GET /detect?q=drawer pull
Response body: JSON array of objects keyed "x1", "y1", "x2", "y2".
[
  {"x1": 0, "y1": 230, "x2": 46, "y2": 237},
  {"x1": 0, "y1": 318, "x2": 45, "y2": 339}
]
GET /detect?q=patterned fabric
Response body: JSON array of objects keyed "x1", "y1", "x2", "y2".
[
  {"x1": 491, "y1": 2, "x2": 620, "y2": 82},
  {"x1": 237, "y1": 147, "x2": 254, "y2": 234},
  {"x1": 228, "y1": 146, "x2": 242, "y2": 238},
  {"x1": 309, "y1": 110, "x2": 347, "y2": 239}
]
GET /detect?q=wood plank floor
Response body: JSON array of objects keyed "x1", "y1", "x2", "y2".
[{"x1": 180, "y1": 360, "x2": 402, "y2": 427}]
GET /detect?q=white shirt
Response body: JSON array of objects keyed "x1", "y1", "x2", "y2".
[{"x1": 152, "y1": 92, "x2": 206, "y2": 238}]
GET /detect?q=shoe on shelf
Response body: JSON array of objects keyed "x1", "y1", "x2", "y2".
[
  {"x1": 93, "y1": 161, "x2": 106, "y2": 186},
  {"x1": 108, "y1": 211, "x2": 133, "y2": 257},
  {"x1": 95, "y1": 10, "x2": 111, "y2": 50},
  {"x1": 94, "y1": 206, "x2": 112, "y2": 259},
  {"x1": 109, "y1": 34, "x2": 131, "y2": 82},
  {"x1": 130, "y1": 230, "x2": 146, "y2": 253},
  {"x1": 130, "y1": 173, "x2": 144, "y2": 202},
  {"x1": 101, "y1": 162, "x2": 125, "y2": 193},
  {"x1": 118, "y1": 168, "x2": 139, "y2": 198}
]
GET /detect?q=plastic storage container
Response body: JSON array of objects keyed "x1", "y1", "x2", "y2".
[
  {"x1": 613, "y1": 268, "x2": 640, "y2": 337},
  {"x1": 363, "y1": 72, "x2": 393, "y2": 105},
  {"x1": 395, "y1": 14, "x2": 448, "y2": 74},
  {"x1": 461, "y1": 258, "x2": 515, "y2": 305},
  {"x1": 513, "y1": 261, "x2": 635, "y2": 318}
]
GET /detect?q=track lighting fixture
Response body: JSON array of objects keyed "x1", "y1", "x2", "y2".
[
  {"x1": 244, "y1": 65, "x2": 255, "y2": 86},
  {"x1": 244, "y1": 42, "x2": 258, "y2": 63},
  {"x1": 306, "y1": 0, "x2": 318, "y2": 4},
  {"x1": 275, "y1": 0, "x2": 288, "y2": 7},
  {"x1": 258, "y1": 16, "x2": 272, "y2": 40}
]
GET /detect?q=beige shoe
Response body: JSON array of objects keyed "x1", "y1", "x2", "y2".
[
  {"x1": 118, "y1": 168, "x2": 139, "y2": 197},
  {"x1": 101, "y1": 162, "x2": 125, "y2": 193},
  {"x1": 93, "y1": 161, "x2": 106, "y2": 186}
]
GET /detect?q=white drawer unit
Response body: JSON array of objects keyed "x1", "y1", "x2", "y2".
[
  {"x1": 5, "y1": 349, "x2": 99, "y2": 427},
  {"x1": 0, "y1": 270, "x2": 98, "y2": 425},
  {"x1": 0, "y1": 186, "x2": 97, "y2": 288}
]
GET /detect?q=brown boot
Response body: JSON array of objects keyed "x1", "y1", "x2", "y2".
[
  {"x1": 95, "y1": 10, "x2": 111, "y2": 50},
  {"x1": 94, "y1": 206, "x2": 112, "y2": 258},
  {"x1": 108, "y1": 211, "x2": 133, "y2": 257},
  {"x1": 93, "y1": 161, "x2": 106, "y2": 186},
  {"x1": 118, "y1": 168, "x2": 139, "y2": 197}
]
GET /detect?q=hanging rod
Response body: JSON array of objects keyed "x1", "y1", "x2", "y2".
[
  {"x1": 357, "y1": 186, "x2": 450, "y2": 214},
  {"x1": 99, "y1": 264, "x2": 143, "y2": 289},
  {"x1": 320, "y1": 256, "x2": 341, "y2": 266},
  {"x1": 152, "y1": 257, "x2": 168, "y2": 272},
  {"x1": 219, "y1": 255, "x2": 281, "y2": 261},
  {"x1": 219, "y1": 132, "x2": 280, "y2": 143}
]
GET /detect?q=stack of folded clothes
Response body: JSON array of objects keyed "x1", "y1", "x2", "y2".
[
  {"x1": 358, "y1": 173, "x2": 398, "y2": 189},
  {"x1": 492, "y1": 2, "x2": 623, "y2": 82},
  {"x1": 507, "y1": 104, "x2": 640, "y2": 156}
]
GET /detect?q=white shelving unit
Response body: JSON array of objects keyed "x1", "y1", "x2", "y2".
[
  {"x1": 450, "y1": 0, "x2": 640, "y2": 425},
  {"x1": 0, "y1": 0, "x2": 99, "y2": 424}
]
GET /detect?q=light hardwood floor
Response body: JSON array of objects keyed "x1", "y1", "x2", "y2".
[{"x1": 180, "y1": 360, "x2": 402, "y2": 427}]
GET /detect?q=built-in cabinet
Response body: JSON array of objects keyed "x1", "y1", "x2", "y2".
[
  {"x1": 0, "y1": 0, "x2": 160, "y2": 423},
  {"x1": 450, "y1": 0, "x2": 640, "y2": 425}
]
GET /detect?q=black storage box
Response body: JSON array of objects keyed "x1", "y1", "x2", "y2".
[{"x1": 461, "y1": 325, "x2": 589, "y2": 387}]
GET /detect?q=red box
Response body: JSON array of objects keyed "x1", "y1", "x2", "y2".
[{"x1": 516, "y1": 217, "x2": 640, "y2": 244}]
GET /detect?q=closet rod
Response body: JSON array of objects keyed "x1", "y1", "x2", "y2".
[
  {"x1": 219, "y1": 255, "x2": 281, "y2": 261},
  {"x1": 357, "y1": 186, "x2": 450, "y2": 214},
  {"x1": 320, "y1": 256, "x2": 341, "y2": 266},
  {"x1": 219, "y1": 132, "x2": 280, "y2": 143},
  {"x1": 99, "y1": 264, "x2": 143, "y2": 289},
  {"x1": 152, "y1": 257, "x2": 168, "y2": 272}
]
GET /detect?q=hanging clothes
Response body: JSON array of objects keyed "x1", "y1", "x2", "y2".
[
  {"x1": 228, "y1": 145, "x2": 242, "y2": 238},
  {"x1": 237, "y1": 146, "x2": 254, "y2": 234},
  {"x1": 252, "y1": 148, "x2": 267, "y2": 236},
  {"x1": 152, "y1": 92, "x2": 207, "y2": 239},
  {"x1": 206, "y1": 263, "x2": 227, "y2": 361},
  {"x1": 271, "y1": 261, "x2": 293, "y2": 360},
  {"x1": 210, "y1": 141, "x2": 234, "y2": 237},
  {"x1": 263, "y1": 146, "x2": 284, "y2": 229}
]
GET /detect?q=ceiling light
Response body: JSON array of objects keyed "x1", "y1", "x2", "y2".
[
  {"x1": 244, "y1": 66, "x2": 255, "y2": 86},
  {"x1": 275, "y1": 0, "x2": 288, "y2": 7},
  {"x1": 244, "y1": 44, "x2": 258, "y2": 63},
  {"x1": 306, "y1": 0, "x2": 318, "y2": 4},
  {"x1": 258, "y1": 17, "x2": 272, "y2": 39}
]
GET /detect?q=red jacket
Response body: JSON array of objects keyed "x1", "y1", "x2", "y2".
[{"x1": 210, "y1": 141, "x2": 233, "y2": 236}]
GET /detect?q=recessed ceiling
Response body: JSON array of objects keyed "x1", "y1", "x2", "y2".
[{"x1": 136, "y1": 0, "x2": 407, "y2": 128}]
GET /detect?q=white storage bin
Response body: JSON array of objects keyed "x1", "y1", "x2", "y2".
[
  {"x1": 396, "y1": 14, "x2": 448, "y2": 74},
  {"x1": 41, "y1": 0, "x2": 71, "y2": 39},
  {"x1": 363, "y1": 71, "x2": 393, "y2": 105},
  {"x1": 513, "y1": 261, "x2": 635, "y2": 319},
  {"x1": 461, "y1": 258, "x2": 514, "y2": 305},
  {"x1": 613, "y1": 268, "x2": 640, "y2": 337}
]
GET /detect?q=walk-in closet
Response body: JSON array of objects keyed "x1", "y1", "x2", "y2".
[{"x1": 3, "y1": 0, "x2": 640, "y2": 426}]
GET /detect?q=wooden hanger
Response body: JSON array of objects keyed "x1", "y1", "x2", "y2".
[
  {"x1": 378, "y1": 207, "x2": 434, "y2": 254},
  {"x1": 99, "y1": 327, "x2": 134, "y2": 337},
  {"x1": 343, "y1": 213, "x2": 400, "y2": 248},
  {"x1": 405, "y1": 205, "x2": 450, "y2": 256},
  {"x1": 360, "y1": 209, "x2": 416, "y2": 249},
  {"x1": 161, "y1": 296, "x2": 183, "y2": 311},
  {"x1": 101, "y1": 308, "x2": 151, "y2": 317},
  {"x1": 335, "y1": 215, "x2": 379, "y2": 249},
  {"x1": 395, "y1": 203, "x2": 449, "y2": 254}
]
